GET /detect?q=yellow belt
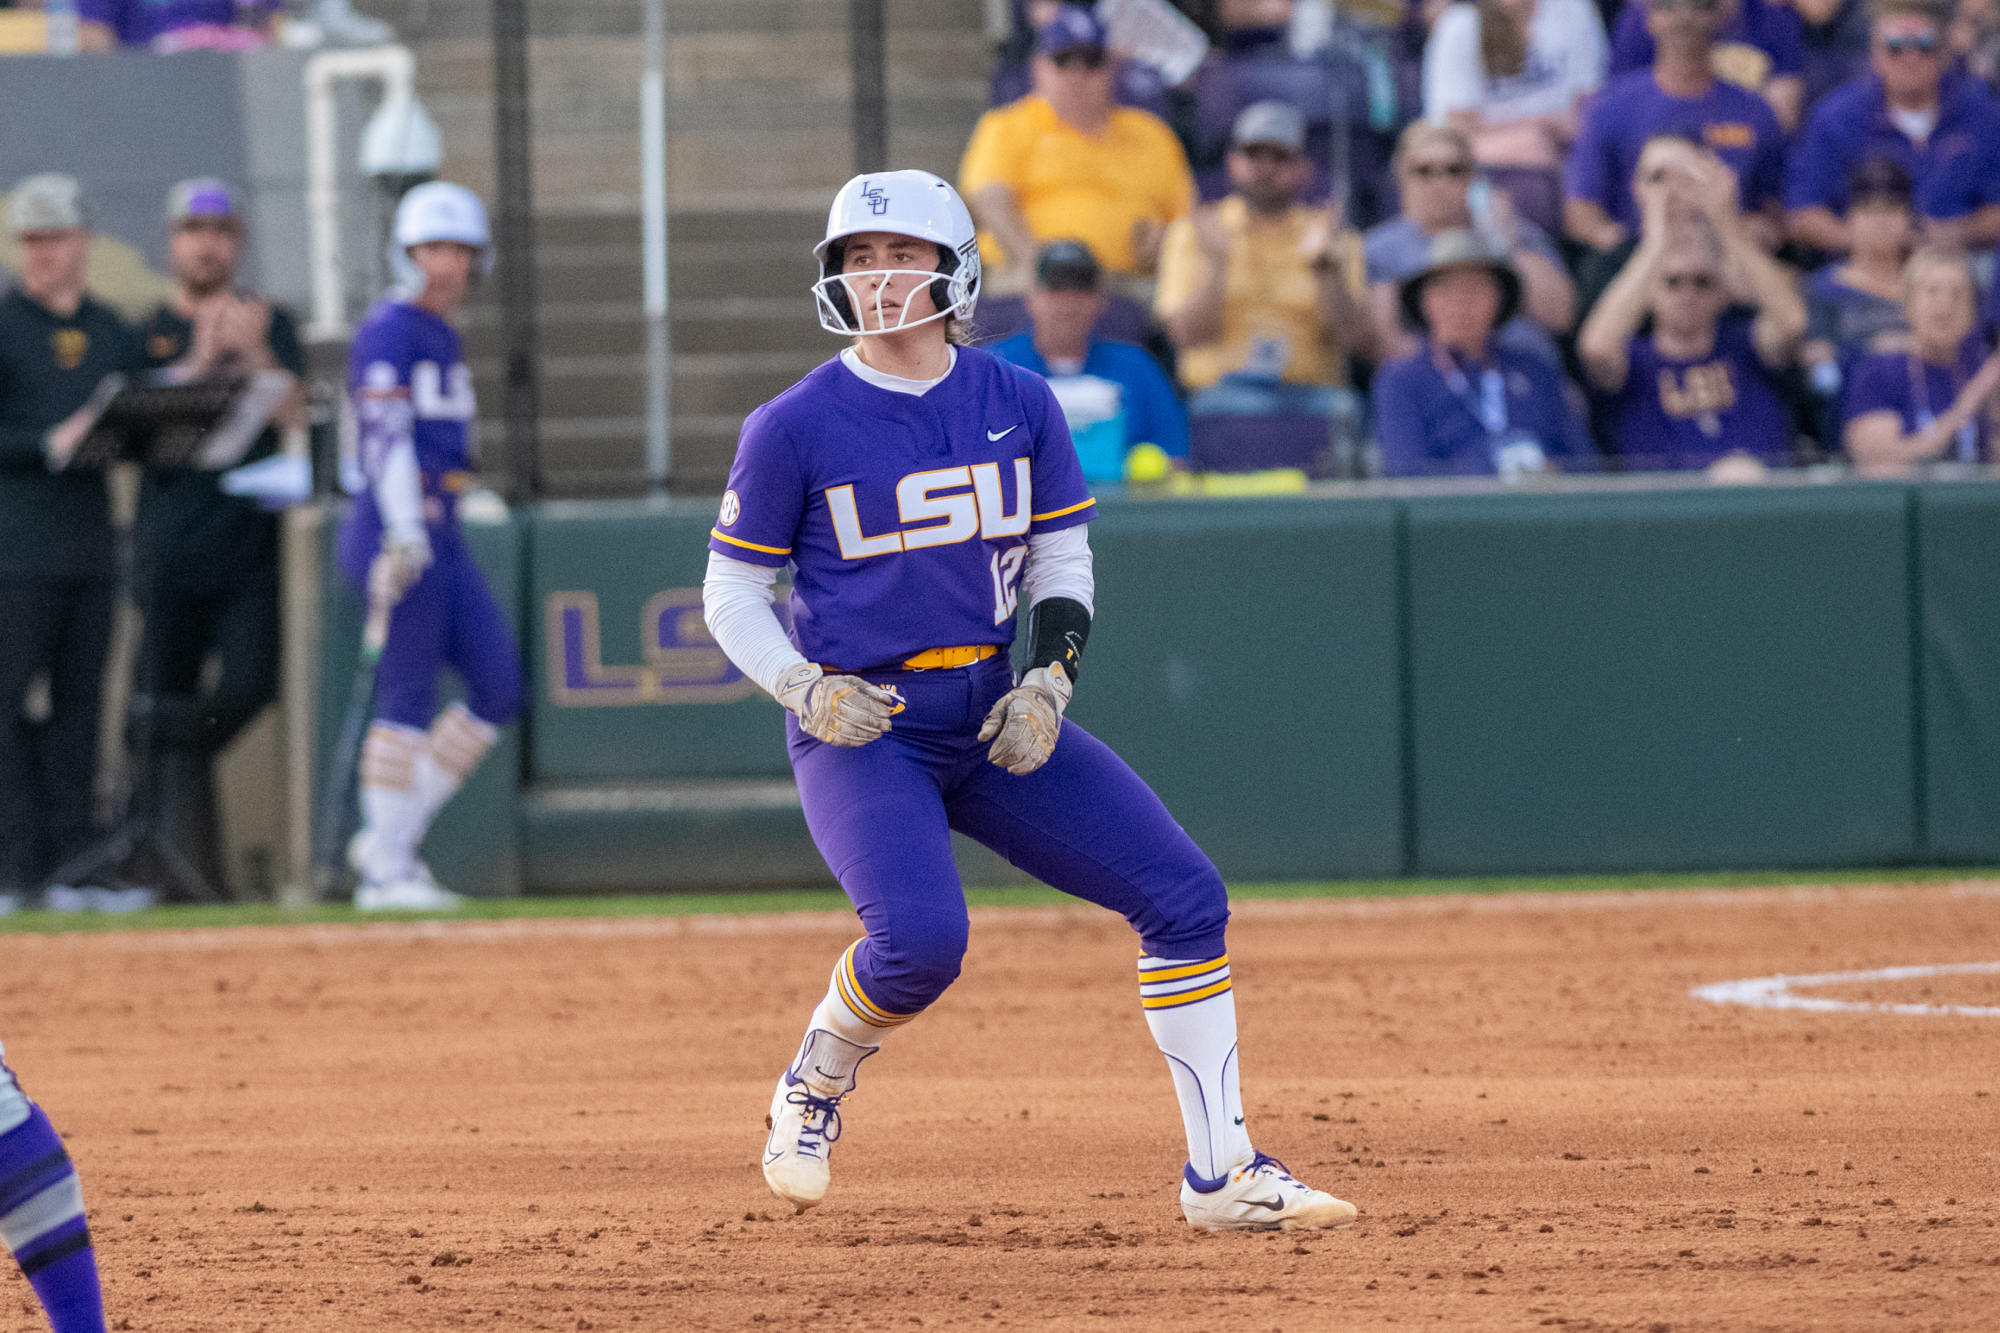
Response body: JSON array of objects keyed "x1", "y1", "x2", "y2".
[{"x1": 902, "y1": 644, "x2": 1000, "y2": 671}]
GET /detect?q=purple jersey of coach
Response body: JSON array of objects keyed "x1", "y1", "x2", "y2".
[{"x1": 709, "y1": 347, "x2": 1097, "y2": 672}]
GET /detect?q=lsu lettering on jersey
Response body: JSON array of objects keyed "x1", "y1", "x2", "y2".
[
  {"x1": 709, "y1": 347, "x2": 1096, "y2": 670},
  {"x1": 346, "y1": 298, "x2": 478, "y2": 535}
]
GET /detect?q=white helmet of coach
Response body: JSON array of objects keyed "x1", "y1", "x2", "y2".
[
  {"x1": 811, "y1": 170, "x2": 981, "y2": 336},
  {"x1": 389, "y1": 181, "x2": 495, "y2": 293}
]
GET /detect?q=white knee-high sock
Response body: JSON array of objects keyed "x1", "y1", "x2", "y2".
[
  {"x1": 411, "y1": 704, "x2": 498, "y2": 834},
  {"x1": 1140, "y1": 954, "x2": 1253, "y2": 1183},
  {"x1": 358, "y1": 723, "x2": 425, "y2": 882},
  {"x1": 786, "y1": 941, "x2": 911, "y2": 1097}
]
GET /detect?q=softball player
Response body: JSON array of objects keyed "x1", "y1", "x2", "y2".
[
  {"x1": 702, "y1": 170, "x2": 1356, "y2": 1232},
  {"x1": 337, "y1": 183, "x2": 522, "y2": 911},
  {"x1": 0, "y1": 1043, "x2": 106, "y2": 1332}
]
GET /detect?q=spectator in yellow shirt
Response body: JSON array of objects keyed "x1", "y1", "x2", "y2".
[
  {"x1": 1155, "y1": 101, "x2": 1375, "y2": 417},
  {"x1": 960, "y1": 5, "x2": 1195, "y2": 295}
]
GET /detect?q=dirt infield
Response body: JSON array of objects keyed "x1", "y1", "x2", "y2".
[{"x1": 3, "y1": 882, "x2": 1998, "y2": 1332}]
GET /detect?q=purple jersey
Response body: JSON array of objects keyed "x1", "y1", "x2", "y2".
[
  {"x1": 709, "y1": 347, "x2": 1096, "y2": 671},
  {"x1": 1844, "y1": 345, "x2": 1991, "y2": 462},
  {"x1": 346, "y1": 298, "x2": 478, "y2": 533},
  {"x1": 78, "y1": 0, "x2": 275, "y2": 44},
  {"x1": 1565, "y1": 69, "x2": 1786, "y2": 231},
  {"x1": 1608, "y1": 313, "x2": 1793, "y2": 469}
]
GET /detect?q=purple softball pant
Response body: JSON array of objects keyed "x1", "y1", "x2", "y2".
[
  {"x1": 336, "y1": 505, "x2": 522, "y2": 730},
  {"x1": 788, "y1": 654, "x2": 1229, "y2": 1018}
]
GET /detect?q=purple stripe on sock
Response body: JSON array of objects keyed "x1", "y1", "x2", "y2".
[
  {"x1": 18, "y1": 1218, "x2": 90, "y2": 1276},
  {"x1": 23, "y1": 1237, "x2": 105, "y2": 1333},
  {"x1": 0, "y1": 1108, "x2": 73, "y2": 1215}
]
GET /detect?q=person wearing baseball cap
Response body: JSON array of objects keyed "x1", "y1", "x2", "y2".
[
  {"x1": 0, "y1": 174, "x2": 143, "y2": 901},
  {"x1": 990, "y1": 239, "x2": 1188, "y2": 480},
  {"x1": 960, "y1": 3, "x2": 1193, "y2": 293},
  {"x1": 1155, "y1": 100, "x2": 1373, "y2": 418},
  {"x1": 127, "y1": 178, "x2": 305, "y2": 896},
  {"x1": 1371, "y1": 227, "x2": 1596, "y2": 477}
]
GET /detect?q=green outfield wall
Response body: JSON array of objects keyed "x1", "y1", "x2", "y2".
[{"x1": 316, "y1": 479, "x2": 2000, "y2": 896}]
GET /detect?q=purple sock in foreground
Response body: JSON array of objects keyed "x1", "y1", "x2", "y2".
[{"x1": 0, "y1": 1105, "x2": 106, "y2": 1333}]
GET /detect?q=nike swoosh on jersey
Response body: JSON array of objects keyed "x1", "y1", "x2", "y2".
[{"x1": 987, "y1": 425, "x2": 1019, "y2": 441}]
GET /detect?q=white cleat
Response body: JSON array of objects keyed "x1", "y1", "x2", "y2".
[
  {"x1": 762, "y1": 1071, "x2": 846, "y2": 1212},
  {"x1": 1180, "y1": 1153, "x2": 1358, "y2": 1232},
  {"x1": 355, "y1": 875, "x2": 464, "y2": 912}
]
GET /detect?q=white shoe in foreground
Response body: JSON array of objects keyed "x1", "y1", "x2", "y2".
[
  {"x1": 762, "y1": 1071, "x2": 846, "y2": 1212},
  {"x1": 355, "y1": 876, "x2": 464, "y2": 911},
  {"x1": 1180, "y1": 1153, "x2": 1358, "y2": 1232}
]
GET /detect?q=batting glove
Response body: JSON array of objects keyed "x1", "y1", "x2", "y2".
[
  {"x1": 977, "y1": 663, "x2": 1070, "y2": 776},
  {"x1": 775, "y1": 663, "x2": 898, "y2": 747},
  {"x1": 368, "y1": 533, "x2": 433, "y2": 609}
]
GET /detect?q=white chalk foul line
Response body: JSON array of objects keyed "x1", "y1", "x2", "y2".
[{"x1": 1692, "y1": 961, "x2": 2000, "y2": 1017}]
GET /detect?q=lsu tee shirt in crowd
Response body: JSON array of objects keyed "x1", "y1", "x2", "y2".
[
  {"x1": 1565, "y1": 70, "x2": 1786, "y2": 231},
  {"x1": 1608, "y1": 313, "x2": 1793, "y2": 469},
  {"x1": 710, "y1": 346, "x2": 1096, "y2": 671},
  {"x1": 1843, "y1": 345, "x2": 1991, "y2": 462}
]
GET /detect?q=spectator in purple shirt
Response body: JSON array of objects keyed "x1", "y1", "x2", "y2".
[
  {"x1": 79, "y1": 0, "x2": 278, "y2": 50},
  {"x1": 1373, "y1": 229, "x2": 1598, "y2": 475},
  {"x1": 1843, "y1": 248, "x2": 2000, "y2": 473},
  {"x1": 1785, "y1": 0, "x2": 2000, "y2": 256},
  {"x1": 1565, "y1": 0, "x2": 1787, "y2": 254},
  {"x1": 1578, "y1": 154, "x2": 1806, "y2": 471},
  {"x1": 1609, "y1": 0, "x2": 1806, "y2": 128}
]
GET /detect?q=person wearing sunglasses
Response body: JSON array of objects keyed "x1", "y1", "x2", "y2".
[
  {"x1": 1565, "y1": 0, "x2": 1786, "y2": 254},
  {"x1": 961, "y1": 4, "x2": 1194, "y2": 298},
  {"x1": 1364, "y1": 122, "x2": 1576, "y2": 366},
  {"x1": 1578, "y1": 150, "x2": 1806, "y2": 471},
  {"x1": 1842, "y1": 248, "x2": 2000, "y2": 473},
  {"x1": 1785, "y1": 0, "x2": 2000, "y2": 256}
]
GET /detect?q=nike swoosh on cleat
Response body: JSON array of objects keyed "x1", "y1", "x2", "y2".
[
  {"x1": 1246, "y1": 1196, "x2": 1287, "y2": 1211},
  {"x1": 987, "y1": 425, "x2": 1019, "y2": 441}
]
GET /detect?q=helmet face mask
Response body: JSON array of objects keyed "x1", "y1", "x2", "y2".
[{"x1": 812, "y1": 170, "x2": 981, "y2": 337}]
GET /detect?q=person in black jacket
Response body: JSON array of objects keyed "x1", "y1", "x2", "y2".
[
  {"x1": 129, "y1": 179, "x2": 302, "y2": 896},
  {"x1": 0, "y1": 175, "x2": 140, "y2": 903}
]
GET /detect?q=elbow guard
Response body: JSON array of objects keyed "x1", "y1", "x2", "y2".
[{"x1": 1026, "y1": 596, "x2": 1091, "y2": 684}]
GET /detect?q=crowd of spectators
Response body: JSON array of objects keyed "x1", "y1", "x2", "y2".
[{"x1": 961, "y1": 0, "x2": 2000, "y2": 481}]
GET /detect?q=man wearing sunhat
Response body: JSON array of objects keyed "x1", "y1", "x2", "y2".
[
  {"x1": 1371, "y1": 229, "x2": 1597, "y2": 477},
  {"x1": 0, "y1": 174, "x2": 141, "y2": 904},
  {"x1": 130, "y1": 178, "x2": 304, "y2": 895},
  {"x1": 1155, "y1": 100, "x2": 1373, "y2": 417}
]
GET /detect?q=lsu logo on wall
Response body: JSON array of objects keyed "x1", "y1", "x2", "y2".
[{"x1": 546, "y1": 588, "x2": 792, "y2": 707}]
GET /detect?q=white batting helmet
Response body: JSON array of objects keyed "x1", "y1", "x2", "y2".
[
  {"x1": 812, "y1": 170, "x2": 981, "y2": 336},
  {"x1": 389, "y1": 181, "x2": 495, "y2": 293}
]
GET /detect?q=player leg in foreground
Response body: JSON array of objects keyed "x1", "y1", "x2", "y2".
[
  {"x1": 759, "y1": 670, "x2": 1356, "y2": 1233},
  {"x1": 0, "y1": 1044, "x2": 107, "y2": 1333}
]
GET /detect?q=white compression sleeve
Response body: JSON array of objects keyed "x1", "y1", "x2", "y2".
[
  {"x1": 703, "y1": 551, "x2": 811, "y2": 698},
  {"x1": 1019, "y1": 523, "x2": 1094, "y2": 616},
  {"x1": 375, "y1": 438, "x2": 427, "y2": 544}
]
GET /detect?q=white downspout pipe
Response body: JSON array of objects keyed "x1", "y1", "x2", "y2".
[{"x1": 304, "y1": 44, "x2": 418, "y2": 341}]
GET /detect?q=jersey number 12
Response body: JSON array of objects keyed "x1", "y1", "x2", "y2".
[{"x1": 989, "y1": 546, "x2": 1025, "y2": 626}]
